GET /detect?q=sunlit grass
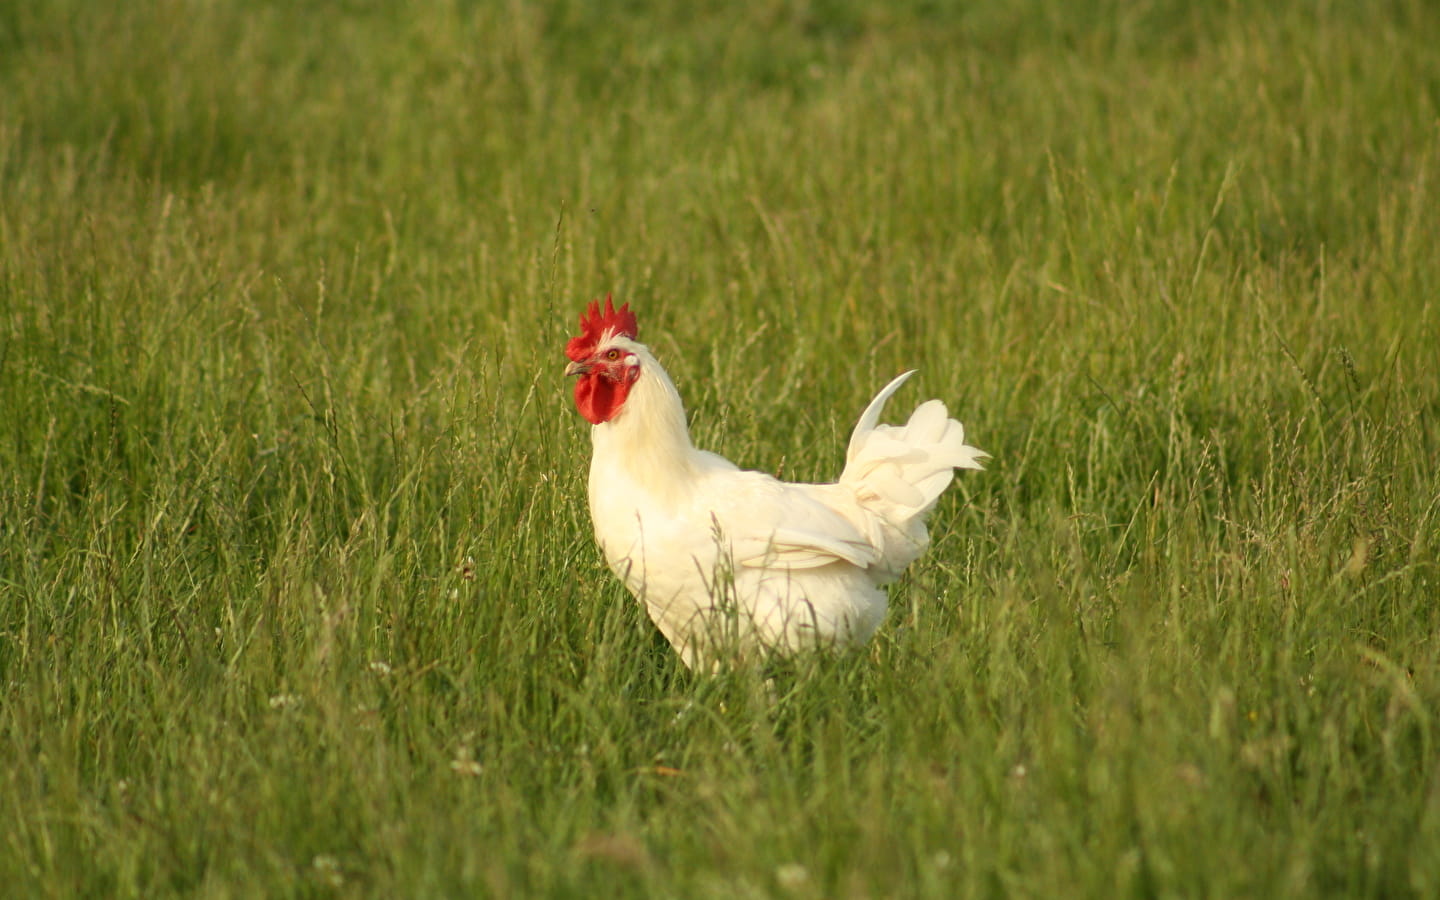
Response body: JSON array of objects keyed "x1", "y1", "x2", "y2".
[{"x1": 2, "y1": 0, "x2": 1438, "y2": 896}]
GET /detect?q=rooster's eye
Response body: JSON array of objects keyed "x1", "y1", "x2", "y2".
[{"x1": 605, "y1": 349, "x2": 622, "y2": 361}]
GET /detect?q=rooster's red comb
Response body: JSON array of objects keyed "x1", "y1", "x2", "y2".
[{"x1": 566, "y1": 294, "x2": 638, "y2": 361}]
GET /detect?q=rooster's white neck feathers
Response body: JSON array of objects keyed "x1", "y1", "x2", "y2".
[{"x1": 588, "y1": 344, "x2": 706, "y2": 499}]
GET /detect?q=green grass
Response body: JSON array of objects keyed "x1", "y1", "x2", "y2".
[{"x1": 3, "y1": 0, "x2": 1439, "y2": 895}]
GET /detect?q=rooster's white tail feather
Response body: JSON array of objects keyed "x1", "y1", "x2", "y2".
[{"x1": 838, "y1": 372, "x2": 987, "y2": 574}]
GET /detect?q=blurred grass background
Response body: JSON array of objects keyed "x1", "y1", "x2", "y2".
[{"x1": 2, "y1": 0, "x2": 1439, "y2": 896}]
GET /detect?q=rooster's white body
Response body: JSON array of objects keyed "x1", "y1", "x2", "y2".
[{"x1": 566, "y1": 300, "x2": 986, "y2": 668}]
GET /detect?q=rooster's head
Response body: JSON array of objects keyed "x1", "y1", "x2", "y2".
[{"x1": 565, "y1": 295, "x2": 642, "y2": 424}]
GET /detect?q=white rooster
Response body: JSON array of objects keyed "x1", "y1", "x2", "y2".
[{"x1": 564, "y1": 296, "x2": 987, "y2": 668}]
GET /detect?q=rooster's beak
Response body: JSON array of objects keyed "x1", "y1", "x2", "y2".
[{"x1": 564, "y1": 360, "x2": 591, "y2": 377}]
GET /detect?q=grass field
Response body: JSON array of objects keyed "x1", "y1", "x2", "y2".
[{"x1": 3, "y1": 0, "x2": 1439, "y2": 896}]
